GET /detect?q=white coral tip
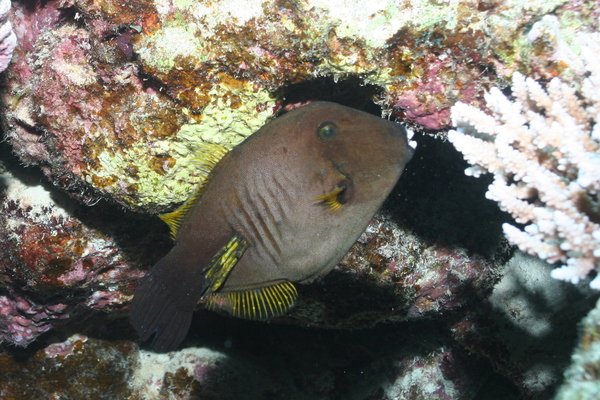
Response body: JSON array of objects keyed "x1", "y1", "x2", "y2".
[
  {"x1": 590, "y1": 275, "x2": 600, "y2": 290},
  {"x1": 550, "y1": 266, "x2": 581, "y2": 284}
]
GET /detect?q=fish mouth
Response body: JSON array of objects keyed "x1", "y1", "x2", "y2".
[{"x1": 332, "y1": 162, "x2": 350, "y2": 179}]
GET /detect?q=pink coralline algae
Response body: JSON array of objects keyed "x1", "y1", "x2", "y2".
[
  {"x1": 2, "y1": 0, "x2": 592, "y2": 211},
  {"x1": 0, "y1": 169, "x2": 158, "y2": 347},
  {"x1": 0, "y1": 294, "x2": 68, "y2": 346},
  {"x1": 0, "y1": 0, "x2": 16, "y2": 73},
  {"x1": 43, "y1": 333, "x2": 89, "y2": 358},
  {"x1": 386, "y1": 33, "x2": 493, "y2": 131}
]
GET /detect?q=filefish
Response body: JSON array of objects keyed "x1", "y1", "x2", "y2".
[{"x1": 129, "y1": 101, "x2": 415, "y2": 351}]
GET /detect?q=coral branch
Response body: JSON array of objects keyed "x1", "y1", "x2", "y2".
[{"x1": 448, "y1": 41, "x2": 600, "y2": 289}]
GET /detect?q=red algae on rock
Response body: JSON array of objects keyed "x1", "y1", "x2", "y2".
[
  {"x1": 283, "y1": 211, "x2": 502, "y2": 329},
  {"x1": 2, "y1": 0, "x2": 596, "y2": 211},
  {"x1": 0, "y1": 334, "x2": 136, "y2": 399},
  {"x1": 0, "y1": 168, "x2": 157, "y2": 347}
]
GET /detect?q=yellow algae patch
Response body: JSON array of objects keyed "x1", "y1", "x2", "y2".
[
  {"x1": 89, "y1": 81, "x2": 274, "y2": 211},
  {"x1": 180, "y1": 81, "x2": 275, "y2": 149}
]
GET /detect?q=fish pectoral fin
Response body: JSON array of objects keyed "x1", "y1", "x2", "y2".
[
  {"x1": 202, "y1": 233, "x2": 250, "y2": 296},
  {"x1": 159, "y1": 141, "x2": 229, "y2": 240},
  {"x1": 315, "y1": 179, "x2": 353, "y2": 212},
  {"x1": 204, "y1": 280, "x2": 298, "y2": 320}
]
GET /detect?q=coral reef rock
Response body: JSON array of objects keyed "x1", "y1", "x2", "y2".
[
  {"x1": 450, "y1": 251, "x2": 599, "y2": 399},
  {"x1": 0, "y1": 0, "x2": 15, "y2": 73},
  {"x1": 2, "y1": 0, "x2": 597, "y2": 210},
  {"x1": 0, "y1": 166, "x2": 162, "y2": 346},
  {"x1": 0, "y1": 334, "x2": 137, "y2": 399},
  {"x1": 1, "y1": 1, "x2": 599, "y2": 399},
  {"x1": 1, "y1": 321, "x2": 489, "y2": 400},
  {"x1": 555, "y1": 296, "x2": 600, "y2": 400}
]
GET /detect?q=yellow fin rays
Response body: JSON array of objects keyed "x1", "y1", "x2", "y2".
[
  {"x1": 204, "y1": 280, "x2": 298, "y2": 320},
  {"x1": 315, "y1": 186, "x2": 345, "y2": 212},
  {"x1": 159, "y1": 141, "x2": 229, "y2": 240},
  {"x1": 202, "y1": 234, "x2": 249, "y2": 296}
]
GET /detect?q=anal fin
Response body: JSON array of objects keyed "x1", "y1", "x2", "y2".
[{"x1": 204, "y1": 280, "x2": 298, "y2": 320}]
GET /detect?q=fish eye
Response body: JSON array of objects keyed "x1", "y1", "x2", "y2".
[{"x1": 317, "y1": 121, "x2": 339, "y2": 142}]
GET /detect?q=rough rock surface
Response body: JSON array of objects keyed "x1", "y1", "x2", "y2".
[
  {"x1": 0, "y1": 164, "x2": 162, "y2": 346},
  {"x1": 0, "y1": 319, "x2": 491, "y2": 400},
  {"x1": 0, "y1": 136, "x2": 508, "y2": 345},
  {"x1": 555, "y1": 297, "x2": 600, "y2": 400},
  {"x1": 449, "y1": 252, "x2": 599, "y2": 399},
  {"x1": 3, "y1": 0, "x2": 597, "y2": 210},
  {"x1": 1, "y1": 0, "x2": 599, "y2": 399}
]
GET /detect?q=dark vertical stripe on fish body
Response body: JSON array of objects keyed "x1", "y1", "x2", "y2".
[{"x1": 129, "y1": 101, "x2": 415, "y2": 351}]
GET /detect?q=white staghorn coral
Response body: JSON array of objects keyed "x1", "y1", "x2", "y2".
[{"x1": 448, "y1": 42, "x2": 600, "y2": 289}]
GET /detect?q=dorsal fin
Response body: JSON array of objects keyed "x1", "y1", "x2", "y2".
[
  {"x1": 204, "y1": 280, "x2": 298, "y2": 320},
  {"x1": 159, "y1": 141, "x2": 229, "y2": 240}
]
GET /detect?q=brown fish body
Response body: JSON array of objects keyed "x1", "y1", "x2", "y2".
[{"x1": 130, "y1": 101, "x2": 414, "y2": 351}]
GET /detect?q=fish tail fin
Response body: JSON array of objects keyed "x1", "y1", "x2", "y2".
[
  {"x1": 129, "y1": 262, "x2": 198, "y2": 352},
  {"x1": 129, "y1": 234, "x2": 249, "y2": 352}
]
